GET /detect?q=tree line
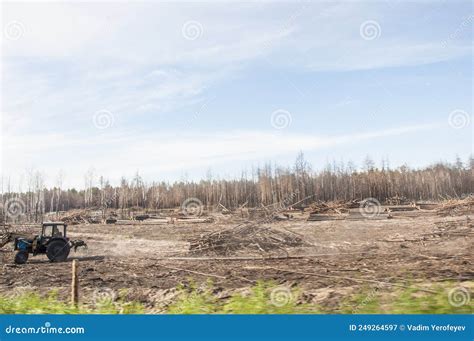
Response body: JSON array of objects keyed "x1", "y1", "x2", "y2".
[{"x1": 1, "y1": 154, "x2": 472, "y2": 222}]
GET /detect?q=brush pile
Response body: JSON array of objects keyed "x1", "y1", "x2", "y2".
[
  {"x1": 189, "y1": 223, "x2": 305, "y2": 256},
  {"x1": 436, "y1": 196, "x2": 474, "y2": 217}
]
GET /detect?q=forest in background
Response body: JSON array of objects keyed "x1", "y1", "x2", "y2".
[{"x1": 1, "y1": 154, "x2": 472, "y2": 221}]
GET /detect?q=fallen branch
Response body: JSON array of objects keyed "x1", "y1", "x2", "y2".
[
  {"x1": 156, "y1": 264, "x2": 227, "y2": 279},
  {"x1": 155, "y1": 263, "x2": 255, "y2": 283}
]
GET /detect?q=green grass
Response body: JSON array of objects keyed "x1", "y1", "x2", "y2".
[
  {"x1": 342, "y1": 283, "x2": 473, "y2": 314},
  {"x1": 167, "y1": 280, "x2": 320, "y2": 314},
  {"x1": 1, "y1": 281, "x2": 471, "y2": 314},
  {"x1": 166, "y1": 281, "x2": 219, "y2": 314},
  {"x1": 0, "y1": 290, "x2": 144, "y2": 314}
]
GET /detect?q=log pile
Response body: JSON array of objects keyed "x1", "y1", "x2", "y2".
[
  {"x1": 307, "y1": 200, "x2": 360, "y2": 221},
  {"x1": 385, "y1": 195, "x2": 412, "y2": 205},
  {"x1": 60, "y1": 210, "x2": 101, "y2": 225},
  {"x1": 416, "y1": 202, "x2": 440, "y2": 210},
  {"x1": 309, "y1": 200, "x2": 359, "y2": 215},
  {"x1": 0, "y1": 229, "x2": 32, "y2": 248},
  {"x1": 0, "y1": 232, "x2": 11, "y2": 248},
  {"x1": 189, "y1": 223, "x2": 305, "y2": 256}
]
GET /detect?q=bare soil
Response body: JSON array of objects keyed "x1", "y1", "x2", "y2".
[{"x1": 1, "y1": 210, "x2": 473, "y2": 312}]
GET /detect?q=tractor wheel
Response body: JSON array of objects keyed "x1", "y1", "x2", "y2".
[
  {"x1": 14, "y1": 251, "x2": 29, "y2": 264},
  {"x1": 46, "y1": 240, "x2": 70, "y2": 262}
]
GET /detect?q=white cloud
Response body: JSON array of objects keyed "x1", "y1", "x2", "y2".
[
  {"x1": 304, "y1": 43, "x2": 471, "y2": 72},
  {"x1": 1, "y1": 1, "x2": 470, "y2": 188},
  {"x1": 3, "y1": 1, "x2": 470, "y2": 133},
  {"x1": 3, "y1": 2, "x2": 469, "y2": 69}
]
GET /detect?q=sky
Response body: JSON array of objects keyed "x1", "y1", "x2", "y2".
[{"x1": 0, "y1": 0, "x2": 472, "y2": 189}]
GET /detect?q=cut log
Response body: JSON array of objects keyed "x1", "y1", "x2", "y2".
[
  {"x1": 385, "y1": 205, "x2": 419, "y2": 212},
  {"x1": 307, "y1": 214, "x2": 347, "y2": 221}
]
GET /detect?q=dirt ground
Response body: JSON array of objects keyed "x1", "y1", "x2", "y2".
[{"x1": 1, "y1": 210, "x2": 473, "y2": 312}]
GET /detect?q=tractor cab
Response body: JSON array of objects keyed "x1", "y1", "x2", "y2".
[{"x1": 41, "y1": 222, "x2": 67, "y2": 240}]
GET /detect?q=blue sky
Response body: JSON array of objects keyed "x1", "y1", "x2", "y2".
[{"x1": 1, "y1": 1, "x2": 472, "y2": 189}]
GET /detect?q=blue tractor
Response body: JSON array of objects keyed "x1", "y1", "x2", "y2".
[{"x1": 13, "y1": 222, "x2": 86, "y2": 264}]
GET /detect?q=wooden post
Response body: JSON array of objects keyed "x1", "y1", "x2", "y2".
[{"x1": 71, "y1": 259, "x2": 79, "y2": 306}]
